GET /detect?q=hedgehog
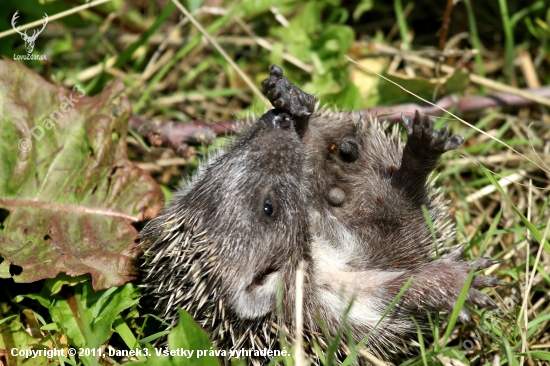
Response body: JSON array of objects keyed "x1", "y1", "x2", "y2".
[{"x1": 140, "y1": 65, "x2": 501, "y2": 364}]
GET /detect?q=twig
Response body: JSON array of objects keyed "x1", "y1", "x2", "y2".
[
  {"x1": 364, "y1": 86, "x2": 550, "y2": 122},
  {"x1": 465, "y1": 169, "x2": 528, "y2": 203},
  {"x1": 521, "y1": 180, "x2": 533, "y2": 365},
  {"x1": 369, "y1": 42, "x2": 550, "y2": 107},
  {"x1": 363, "y1": 48, "x2": 478, "y2": 59},
  {"x1": 0, "y1": 0, "x2": 112, "y2": 39},
  {"x1": 130, "y1": 87, "x2": 550, "y2": 154},
  {"x1": 294, "y1": 261, "x2": 307, "y2": 366},
  {"x1": 437, "y1": 0, "x2": 454, "y2": 51},
  {"x1": 143, "y1": 17, "x2": 189, "y2": 77},
  {"x1": 519, "y1": 50, "x2": 541, "y2": 89},
  {"x1": 129, "y1": 114, "x2": 236, "y2": 158},
  {"x1": 64, "y1": 56, "x2": 117, "y2": 86},
  {"x1": 269, "y1": 6, "x2": 290, "y2": 27},
  {"x1": 136, "y1": 158, "x2": 188, "y2": 173},
  {"x1": 346, "y1": 55, "x2": 550, "y2": 175}
]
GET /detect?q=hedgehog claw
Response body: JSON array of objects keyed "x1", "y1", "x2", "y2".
[
  {"x1": 443, "y1": 134, "x2": 465, "y2": 151},
  {"x1": 468, "y1": 289, "x2": 496, "y2": 308},
  {"x1": 399, "y1": 113, "x2": 414, "y2": 135},
  {"x1": 480, "y1": 258, "x2": 501, "y2": 270},
  {"x1": 439, "y1": 124, "x2": 449, "y2": 140},
  {"x1": 458, "y1": 308, "x2": 472, "y2": 323},
  {"x1": 473, "y1": 275, "x2": 502, "y2": 288}
]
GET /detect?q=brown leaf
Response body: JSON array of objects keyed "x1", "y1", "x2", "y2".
[{"x1": 0, "y1": 59, "x2": 163, "y2": 290}]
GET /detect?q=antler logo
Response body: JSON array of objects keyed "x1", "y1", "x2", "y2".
[{"x1": 11, "y1": 11, "x2": 48, "y2": 54}]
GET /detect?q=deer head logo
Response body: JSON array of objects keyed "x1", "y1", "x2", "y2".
[{"x1": 11, "y1": 11, "x2": 48, "y2": 54}]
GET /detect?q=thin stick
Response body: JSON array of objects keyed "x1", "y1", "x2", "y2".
[
  {"x1": 143, "y1": 17, "x2": 189, "y2": 76},
  {"x1": 0, "y1": 0, "x2": 112, "y2": 39},
  {"x1": 369, "y1": 42, "x2": 550, "y2": 107},
  {"x1": 465, "y1": 170, "x2": 527, "y2": 203},
  {"x1": 520, "y1": 179, "x2": 533, "y2": 365},
  {"x1": 345, "y1": 55, "x2": 550, "y2": 176},
  {"x1": 170, "y1": 0, "x2": 270, "y2": 108},
  {"x1": 294, "y1": 261, "x2": 307, "y2": 366},
  {"x1": 438, "y1": 0, "x2": 454, "y2": 50}
]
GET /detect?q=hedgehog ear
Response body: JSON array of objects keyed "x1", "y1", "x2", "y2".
[{"x1": 229, "y1": 268, "x2": 281, "y2": 319}]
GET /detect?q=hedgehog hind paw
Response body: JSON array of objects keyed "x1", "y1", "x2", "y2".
[{"x1": 262, "y1": 65, "x2": 315, "y2": 118}]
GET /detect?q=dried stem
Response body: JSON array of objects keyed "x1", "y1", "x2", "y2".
[{"x1": 130, "y1": 86, "x2": 550, "y2": 155}]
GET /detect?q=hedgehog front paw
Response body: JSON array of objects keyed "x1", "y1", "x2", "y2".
[
  {"x1": 261, "y1": 65, "x2": 315, "y2": 118},
  {"x1": 420, "y1": 247, "x2": 502, "y2": 322},
  {"x1": 400, "y1": 111, "x2": 464, "y2": 154}
]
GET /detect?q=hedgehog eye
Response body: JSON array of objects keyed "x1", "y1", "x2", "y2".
[{"x1": 263, "y1": 199, "x2": 274, "y2": 217}]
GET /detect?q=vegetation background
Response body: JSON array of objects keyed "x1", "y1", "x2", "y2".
[{"x1": 0, "y1": 0, "x2": 549, "y2": 365}]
